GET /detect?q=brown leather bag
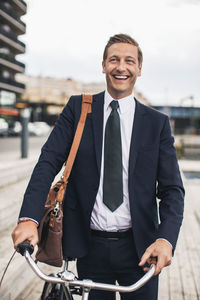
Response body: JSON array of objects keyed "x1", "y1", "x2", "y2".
[{"x1": 35, "y1": 95, "x2": 93, "y2": 267}]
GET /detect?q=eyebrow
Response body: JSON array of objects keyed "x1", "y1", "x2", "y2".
[
  {"x1": 126, "y1": 56, "x2": 136, "y2": 60},
  {"x1": 109, "y1": 55, "x2": 118, "y2": 59},
  {"x1": 109, "y1": 55, "x2": 136, "y2": 60}
]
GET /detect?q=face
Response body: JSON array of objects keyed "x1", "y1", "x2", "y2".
[{"x1": 102, "y1": 43, "x2": 142, "y2": 99}]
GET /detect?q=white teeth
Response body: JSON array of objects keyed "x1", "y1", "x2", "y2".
[{"x1": 114, "y1": 75, "x2": 128, "y2": 79}]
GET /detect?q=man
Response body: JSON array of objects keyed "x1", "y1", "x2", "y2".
[{"x1": 12, "y1": 34, "x2": 184, "y2": 299}]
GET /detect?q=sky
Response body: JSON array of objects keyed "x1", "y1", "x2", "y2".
[{"x1": 19, "y1": 0, "x2": 200, "y2": 106}]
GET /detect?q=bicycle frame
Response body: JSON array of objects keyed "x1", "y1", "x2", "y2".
[{"x1": 23, "y1": 250, "x2": 156, "y2": 300}]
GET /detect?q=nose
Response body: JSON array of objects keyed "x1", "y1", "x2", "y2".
[{"x1": 116, "y1": 59, "x2": 126, "y2": 72}]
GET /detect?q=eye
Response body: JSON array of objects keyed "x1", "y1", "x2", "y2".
[
  {"x1": 126, "y1": 59, "x2": 135, "y2": 64},
  {"x1": 109, "y1": 57, "x2": 118, "y2": 62}
]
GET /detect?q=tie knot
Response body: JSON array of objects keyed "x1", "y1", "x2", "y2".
[{"x1": 110, "y1": 100, "x2": 119, "y2": 111}]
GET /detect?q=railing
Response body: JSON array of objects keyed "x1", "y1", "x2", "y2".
[
  {"x1": 0, "y1": 3, "x2": 26, "y2": 29},
  {"x1": 12, "y1": 0, "x2": 27, "y2": 16},
  {"x1": 0, "y1": 76, "x2": 25, "y2": 89},
  {"x1": 0, "y1": 53, "x2": 25, "y2": 68},
  {"x1": 15, "y1": 0, "x2": 27, "y2": 9},
  {"x1": 0, "y1": 28, "x2": 25, "y2": 49}
]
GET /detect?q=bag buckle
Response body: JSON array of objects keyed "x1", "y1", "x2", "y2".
[{"x1": 53, "y1": 201, "x2": 60, "y2": 217}]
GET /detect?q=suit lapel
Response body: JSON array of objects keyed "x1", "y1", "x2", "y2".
[
  {"x1": 91, "y1": 92, "x2": 105, "y2": 174},
  {"x1": 129, "y1": 99, "x2": 147, "y2": 177}
]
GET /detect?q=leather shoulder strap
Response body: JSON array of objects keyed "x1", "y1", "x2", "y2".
[{"x1": 56, "y1": 94, "x2": 93, "y2": 203}]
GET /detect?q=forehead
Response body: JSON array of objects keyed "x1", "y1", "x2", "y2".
[{"x1": 107, "y1": 43, "x2": 138, "y2": 59}]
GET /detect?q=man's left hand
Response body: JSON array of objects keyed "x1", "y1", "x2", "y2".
[{"x1": 138, "y1": 239, "x2": 172, "y2": 275}]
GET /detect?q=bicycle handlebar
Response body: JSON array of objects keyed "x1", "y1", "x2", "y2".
[
  {"x1": 17, "y1": 242, "x2": 156, "y2": 293},
  {"x1": 17, "y1": 241, "x2": 34, "y2": 256}
]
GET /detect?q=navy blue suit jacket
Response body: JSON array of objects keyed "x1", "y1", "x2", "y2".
[{"x1": 20, "y1": 91, "x2": 184, "y2": 259}]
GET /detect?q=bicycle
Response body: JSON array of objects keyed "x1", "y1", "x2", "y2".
[{"x1": 17, "y1": 242, "x2": 156, "y2": 300}]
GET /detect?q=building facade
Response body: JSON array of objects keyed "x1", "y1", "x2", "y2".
[
  {"x1": 153, "y1": 105, "x2": 200, "y2": 135},
  {"x1": 0, "y1": 0, "x2": 26, "y2": 117},
  {"x1": 16, "y1": 74, "x2": 149, "y2": 107},
  {"x1": 16, "y1": 74, "x2": 150, "y2": 124}
]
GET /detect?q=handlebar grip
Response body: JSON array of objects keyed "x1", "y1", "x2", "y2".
[{"x1": 17, "y1": 241, "x2": 34, "y2": 256}]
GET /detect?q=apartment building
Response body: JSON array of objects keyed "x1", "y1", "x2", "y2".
[{"x1": 0, "y1": 0, "x2": 26, "y2": 115}]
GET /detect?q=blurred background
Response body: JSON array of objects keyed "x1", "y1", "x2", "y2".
[{"x1": 0, "y1": 0, "x2": 200, "y2": 299}]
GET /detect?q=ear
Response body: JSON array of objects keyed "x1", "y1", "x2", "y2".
[
  {"x1": 102, "y1": 61, "x2": 106, "y2": 74},
  {"x1": 137, "y1": 64, "x2": 142, "y2": 77}
]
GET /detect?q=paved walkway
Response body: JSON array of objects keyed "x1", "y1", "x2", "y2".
[
  {"x1": 0, "y1": 156, "x2": 200, "y2": 299},
  {"x1": 158, "y1": 176, "x2": 200, "y2": 299},
  {"x1": 15, "y1": 171, "x2": 200, "y2": 300}
]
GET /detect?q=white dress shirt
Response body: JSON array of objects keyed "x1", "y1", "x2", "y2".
[{"x1": 90, "y1": 90, "x2": 135, "y2": 232}]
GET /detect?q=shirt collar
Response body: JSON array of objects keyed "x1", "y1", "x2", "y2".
[{"x1": 104, "y1": 90, "x2": 135, "y2": 114}]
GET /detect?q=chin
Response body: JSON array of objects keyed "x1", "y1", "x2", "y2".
[{"x1": 114, "y1": 86, "x2": 129, "y2": 94}]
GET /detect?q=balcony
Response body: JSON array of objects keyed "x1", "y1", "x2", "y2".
[
  {"x1": 11, "y1": 0, "x2": 27, "y2": 16},
  {"x1": 0, "y1": 76, "x2": 25, "y2": 94},
  {"x1": 0, "y1": 27, "x2": 25, "y2": 54},
  {"x1": 0, "y1": 3, "x2": 26, "y2": 34},
  {"x1": 0, "y1": 53, "x2": 25, "y2": 73}
]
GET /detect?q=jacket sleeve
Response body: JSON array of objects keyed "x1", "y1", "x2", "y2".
[
  {"x1": 156, "y1": 116, "x2": 185, "y2": 250},
  {"x1": 19, "y1": 96, "x2": 76, "y2": 223}
]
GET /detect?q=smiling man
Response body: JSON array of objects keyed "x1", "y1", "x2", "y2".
[
  {"x1": 102, "y1": 41, "x2": 142, "y2": 99},
  {"x1": 12, "y1": 34, "x2": 184, "y2": 300}
]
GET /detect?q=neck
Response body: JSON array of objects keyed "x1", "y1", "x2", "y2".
[{"x1": 107, "y1": 89, "x2": 133, "y2": 100}]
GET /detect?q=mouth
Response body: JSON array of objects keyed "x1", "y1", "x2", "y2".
[{"x1": 112, "y1": 75, "x2": 130, "y2": 80}]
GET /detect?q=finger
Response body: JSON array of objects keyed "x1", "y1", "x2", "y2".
[
  {"x1": 147, "y1": 257, "x2": 157, "y2": 265},
  {"x1": 29, "y1": 235, "x2": 38, "y2": 247},
  {"x1": 13, "y1": 230, "x2": 35, "y2": 249},
  {"x1": 154, "y1": 256, "x2": 165, "y2": 275},
  {"x1": 12, "y1": 222, "x2": 38, "y2": 249},
  {"x1": 12, "y1": 227, "x2": 24, "y2": 248},
  {"x1": 14, "y1": 236, "x2": 26, "y2": 249},
  {"x1": 14, "y1": 231, "x2": 30, "y2": 247},
  {"x1": 139, "y1": 248, "x2": 153, "y2": 266},
  {"x1": 20, "y1": 231, "x2": 38, "y2": 247},
  {"x1": 11, "y1": 228, "x2": 19, "y2": 243},
  {"x1": 166, "y1": 258, "x2": 172, "y2": 266},
  {"x1": 14, "y1": 237, "x2": 35, "y2": 249}
]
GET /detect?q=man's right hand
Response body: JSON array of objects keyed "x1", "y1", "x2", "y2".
[{"x1": 12, "y1": 221, "x2": 39, "y2": 249}]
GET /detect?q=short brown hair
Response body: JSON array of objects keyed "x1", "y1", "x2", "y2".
[{"x1": 103, "y1": 33, "x2": 143, "y2": 65}]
